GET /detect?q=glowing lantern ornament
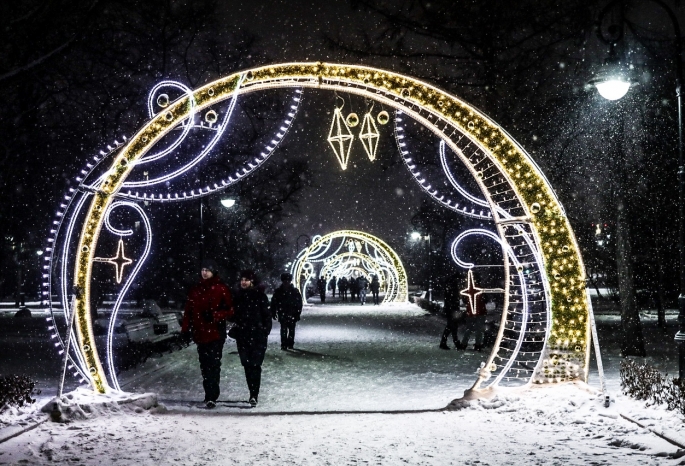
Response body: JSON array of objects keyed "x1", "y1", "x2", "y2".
[
  {"x1": 359, "y1": 107, "x2": 380, "y2": 161},
  {"x1": 327, "y1": 98, "x2": 354, "y2": 170}
]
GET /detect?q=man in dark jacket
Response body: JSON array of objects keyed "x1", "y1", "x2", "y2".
[
  {"x1": 271, "y1": 273, "x2": 303, "y2": 350},
  {"x1": 232, "y1": 269, "x2": 271, "y2": 407},
  {"x1": 357, "y1": 275, "x2": 369, "y2": 305},
  {"x1": 317, "y1": 276, "x2": 327, "y2": 303},
  {"x1": 338, "y1": 277, "x2": 348, "y2": 302},
  {"x1": 181, "y1": 259, "x2": 233, "y2": 408},
  {"x1": 369, "y1": 274, "x2": 381, "y2": 305}
]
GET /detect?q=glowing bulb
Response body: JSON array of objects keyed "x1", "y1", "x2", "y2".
[{"x1": 595, "y1": 79, "x2": 630, "y2": 101}]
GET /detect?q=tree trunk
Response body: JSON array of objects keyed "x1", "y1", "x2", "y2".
[{"x1": 616, "y1": 194, "x2": 646, "y2": 356}]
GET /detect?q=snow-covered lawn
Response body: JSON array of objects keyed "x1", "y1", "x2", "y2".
[{"x1": 1, "y1": 302, "x2": 684, "y2": 464}]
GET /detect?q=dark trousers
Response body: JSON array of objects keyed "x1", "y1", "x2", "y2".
[
  {"x1": 440, "y1": 321, "x2": 460, "y2": 347},
  {"x1": 371, "y1": 290, "x2": 379, "y2": 304},
  {"x1": 280, "y1": 321, "x2": 297, "y2": 348},
  {"x1": 340, "y1": 290, "x2": 347, "y2": 301},
  {"x1": 244, "y1": 365, "x2": 262, "y2": 400},
  {"x1": 197, "y1": 339, "x2": 225, "y2": 402},
  {"x1": 319, "y1": 290, "x2": 326, "y2": 303}
]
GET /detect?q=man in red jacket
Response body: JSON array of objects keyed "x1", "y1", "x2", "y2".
[{"x1": 181, "y1": 259, "x2": 233, "y2": 408}]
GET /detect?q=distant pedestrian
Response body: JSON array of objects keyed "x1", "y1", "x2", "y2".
[
  {"x1": 329, "y1": 276, "x2": 337, "y2": 298},
  {"x1": 349, "y1": 275, "x2": 359, "y2": 302},
  {"x1": 358, "y1": 275, "x2": 369, "y2": 305},
  {"x1": 317, "y1": 276, "x2": 327, "y2": 303},
  {"x1": 181, "y1": 259, "x2": 233, "y2": 408},
  {"x1": 232, "y1": 270, "x2": 272, "y2": 407},
  {"x1": 369, "y1": 275, "x2": 380, "y2": 305},
  {"x1": 271, "y1": 273, "x2": 303, "y2": 350},
  {"x1": 339, "y1": 277, "x2": 349, "y2": 302},
  {"x1": 439, "y1": 275, "x2": 463, "y2": 350}
]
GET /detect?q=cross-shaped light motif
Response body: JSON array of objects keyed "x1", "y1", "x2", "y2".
[
  {"x1": 327, "y1": 107, "x2": 354, "y2": 170},
  {"x1": 94, "y1": 239, "x2": 133, "y2": 284},
  {"x1": 359, "y1": 112, "x2": 379, "y2": 161},
  {"x1": 460, "y1": 269, "x2": 483, "y2": 315}
]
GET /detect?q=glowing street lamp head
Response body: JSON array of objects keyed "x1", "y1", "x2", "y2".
[
  {"x1": 411, "y1": 232, "x2": 422, "y2": 240},
  {"x1": 220, "y1": 198, "x2": 236, "y2": 208},
  {"x1": 595, "y1": 78, "x2": 631, "y2": 101}
]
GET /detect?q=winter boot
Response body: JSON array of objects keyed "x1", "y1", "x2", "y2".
[
  {"x1": 249, "y1": 397, "x2": 258, "y2": 407},
  {"x1": 439, "y1": 342, "x2": 450, "y2": 350}
]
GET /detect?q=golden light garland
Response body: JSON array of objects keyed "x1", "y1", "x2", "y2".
[
  {"x1": 292, "y1": 230, "x2": 408, "y2": 304},
  {"x1": 71, "y1": 63, "x2": 588, "y2": 393}
]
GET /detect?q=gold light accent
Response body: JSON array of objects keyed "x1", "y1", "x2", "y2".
[
  {"x1": 293, "y1": 230, "x2": 408, "y2": 303},
  {"x1": 70, "y1": 63, "x2": 589, "y2": 393},
  {"x1": 359, "y1": 112, "x2": 380, "y2": 161},
  {"x1": 327, "y1": 107, "x2": 354, "y2": 170}
]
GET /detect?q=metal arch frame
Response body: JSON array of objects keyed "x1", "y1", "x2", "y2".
[
  {"x1": 62, "y1": 62, "x2": 588, "y2": 394},
  {"x1": 291, "y1": 230, "x2": 409, "y2": 305}
]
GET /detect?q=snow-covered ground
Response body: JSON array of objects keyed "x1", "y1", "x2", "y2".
[{"x1": 1, "y1": 302, "x2": 684, "y2": 465}]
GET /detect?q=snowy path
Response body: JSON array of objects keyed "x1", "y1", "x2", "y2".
[
  {"x1": 119, "y1": 302, "x2": 480, "y2": 411},
  {"x1": 2, "y1": 302, "x2": 684, "y2": 464}
]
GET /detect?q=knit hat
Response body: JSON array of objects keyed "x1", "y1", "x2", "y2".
[
  {"x1": 201, "y1": 259, "x2": 219, "y2": 275},
  {"x1": 240, "y1": 269, "x2": 257, "y2": 282},
  {"x1": 281, "y1": 273, "x2": 293, "y2": 282}
]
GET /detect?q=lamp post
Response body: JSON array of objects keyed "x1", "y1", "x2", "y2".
[
  {"x1": 594, "y1": 0, "x2": 685, "y2": 378},
  {"x1": 411, "y1": 231, "x2": 432, "y2": 301}
]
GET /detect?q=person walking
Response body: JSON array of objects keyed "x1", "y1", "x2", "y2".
[
  {"x1": 339, "y1": 277, "x2": 349, "y2": 302},
  {"x1": 358, "y1": 275, "x2": 369, "y2": 305},
  {"x1": 329, "y1": 276, "x2": 337, "y2": 298},
  {"x1": 181, "y1": 259, "x2": 233, "y2": 409},
  {"x1": 317, "y1": 276, "x2": 327, "y2": 303},
  {"x1": 369, "y1": 274, "x2": 380, "y2": 305},
  {"x1": 439, "y1": 275, "x2": 463, "y2": 350},
  {"x1": 232, "y1": 270, "x2": 272, "y2": 407},
  {"x1": 271, "y1": 273, "x2": 303, "y2": 350},
  {"x1": 349, "y1": 274, "x2": 359, "y2": 302}
]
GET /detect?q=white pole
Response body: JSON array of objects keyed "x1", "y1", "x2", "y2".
[
  {"x1": 58, "y1": 296, "x2": 78, "y2": 398},
  {"x1": 586, "y1": 288, "x2": 610, "y2": 407}
]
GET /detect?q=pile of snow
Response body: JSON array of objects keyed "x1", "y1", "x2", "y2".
[{"x1": 40, "y1": 387, "x2": 164, "y2": 422}]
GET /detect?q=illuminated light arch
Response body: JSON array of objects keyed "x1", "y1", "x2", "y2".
[
  {"x1": 290, "y1": 230, "x2": 408, "y2": 305},
  {"x1": 47, "y1": 63, "x2": 589, "y2": 395}
]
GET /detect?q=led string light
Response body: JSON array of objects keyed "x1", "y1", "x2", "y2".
[
  {"x1": 102, "y1": 201, "x2": 152, "y2": 391},
  {"x1": 123, "y1": 74, "x2": 246, "y2": 188},
  {"x1": 328, "y1": 97, "x2": 354, "y2": 170},
  {"x1": 292, "y1": 231, "x2": 408, "y2": 304},
  {"x1": 140, "y1": 80, "x2": 197, "y2": 164},
  {"x1": 359, "y1": 103, "x2": 380, "y2": 161},
  {"x1": 395, "y1": 112, "x2": 493, "y2": 220},
  {"x1": 450, "y1": 228, "x2": 535, "y2": 387},
  {"x1": 44, "y1": 134, "x2": 133, "y2": 385},
  {"x1": 64, "y1": 63, "x2": 587, "y2": 394},
  {"x1": 116, "y1": 89, "x2": 304, "y2": 202}
]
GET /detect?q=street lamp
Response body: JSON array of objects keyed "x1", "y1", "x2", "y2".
[
  {"x1": 411, "y1": 231, "x2": 432, "y2": 301},
  {"x1": 595, "y1": 0, "x2": 685, "y2": 379}
]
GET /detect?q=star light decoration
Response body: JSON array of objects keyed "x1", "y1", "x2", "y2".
[
  {"x1": 328, "y1": 107, "x2": 354, "y2": 170},
  {"x1": 460, "y1": 269, "x2": 484, "y2": 315},
  {"x1": 359, "y1": 111, "x2": 380, "y2": 161},
  {"x1": 94, "y1": 239, "x2": 133, "y2": 284}
]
